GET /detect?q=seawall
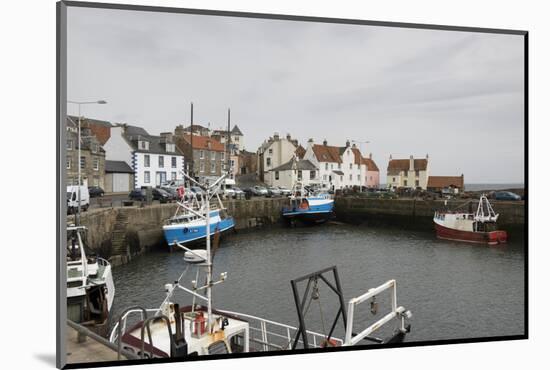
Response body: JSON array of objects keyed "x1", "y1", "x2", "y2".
[{"x1": 67, "y1": 196, "x2": 525, "y2": 266}]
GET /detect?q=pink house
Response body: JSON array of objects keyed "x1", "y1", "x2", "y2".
[{"x1": 362, "y1": 154, "x2": 380, "y2": 188}]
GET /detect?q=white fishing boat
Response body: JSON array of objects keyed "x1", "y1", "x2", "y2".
[
  {"x1": 282, "y1": 182, "x2": 334, "y2": 225},
  {"x1": 67, "y1": 226, "x2": 115, "y2": 337},
  {"x1": 110, "y1": 176, "x2": 411, "y2": 359}
]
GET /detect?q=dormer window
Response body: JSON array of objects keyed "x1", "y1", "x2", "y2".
[
  {"x1": 165, "y1": 143, "x2": 175, "y2": 152},
  {"x1": 139, "y1": 140, "x2": 149, "y2": 150}
]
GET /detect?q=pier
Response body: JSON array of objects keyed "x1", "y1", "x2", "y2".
[{"x1": 67, "y1": 196, "x2": 525, "y2": 266}]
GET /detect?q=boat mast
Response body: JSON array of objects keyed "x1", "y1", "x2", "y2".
[
  {"x1": 190, "y1": 102, "x2": 194, "y2": 179},
  {"x1": 205, "y1": 181, "x2": 213, "y2": 334}
]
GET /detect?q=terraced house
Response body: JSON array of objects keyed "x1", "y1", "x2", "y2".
[
  {"x1": 173, "y1": 129, "x2": 225, "y2": 182},
  {"x1": 66, "y1": 117, "x2": 106, "y2": 188},
  {"x1": 103, "y1": 124, "x2": 185, "y2": 189}
]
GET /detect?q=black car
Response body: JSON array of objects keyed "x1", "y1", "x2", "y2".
[
  {"x1": 88, "y1": 186, "x2": 104, "y2": 197},
  {"x1": 152, "y1": 188, "x2": 172, "y2": 203},
  {"x1": 129, "y1": 189, "x2": 146, "y2": 201}
]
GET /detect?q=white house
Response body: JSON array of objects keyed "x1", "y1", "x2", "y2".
[
  {"x1": 268, "y1": 157, "x2": 319, "y2": 189},
  {"x1": 387, "y1": 155, "x2": 429, "y2": 190},
  {"x1": 303, "y1": 139, "x2": 379, "y2": 191},
  {"x1": 257, "y1": 133, "x2": 300, "y2": 184},
  {"x1": 103, "y1": 124, "x2": 185, "y2": 189}
]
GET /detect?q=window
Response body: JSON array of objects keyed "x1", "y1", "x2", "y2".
[
  {"x1": 323, "y1": 175, "x2": 327, "y2": 180},
  {"x1": 393, "y1": 177, "x2": 396, "y2": 182},
  {"x1": 268, "y1": 148, "x2": 273, "y2": 154},
  {"x1": 171, "y1": 156, "x2": 177, "y2": 168},
  {"x1": 80, "y1": 156, "x2": 86, "y2": 169},
  {"x1": 298, "y1": 171, "x2": 303, "y2": 181},
  {"x1": 340, "y1": 176, "x2": 343, "y2": 181},
  {"x1": 404, "y1": 180, "x2": 408, "y2": 187},
  {"x1": 210, "y1": 162, "x2": 215, "y2": 172},
  {"x1": 404, "y1": 170, "x2": 408, "y2": 177},
  {"x1": 93, "y1": 158, "x2": 99, "y2": 171},
  {"x1": 211, "y1": 151, "x2": 216, "y2": 160},
  {"x1": 266, "y1": 157, "x2": 271, "y2": 166},
  {"x1": 200, "y1": 150, "x2": 204, "y2": 159},
  {"x1": 416, "y1": 180, "x2": 419, "y2": 187},
  {"x1": 166, "y1": 143, "x2": 175, "y2": 152},
  {"x1": 221, "y1": 152, "x2": 225, "y2": 161},
  {"x1": 275, "y1": 171, "x2": 279, "y2": 180},
  {"x1": 349, "y1": 163, "x2": 352, "y2": 170},
  {"x1": 172, "y1": 172, "x2": 177, "y2": 180},
  {"x1": 310, "y1": 171, "x2": 315, "y2": 180},
  {"x1": 357, "y1": 164, "x2": 360, "y2": 170},
  {"x1": 159, "y1": 156, "x2": 164, "y2": 167},
  {"x1": 67, "y1": 140, "x2": 73, "y2": 150},
  {"x1": 325, "y1": 163, "x2": 328, "y2": 170},
  {"x1": 357, "y1": 175, "x2": 360, "y2": 181},
  {"x1": 200, "y1": 162, "x2": 205, "y2": 172},
  {"x1": 144, "y1": 171, "x2": 150, "y2": 183},
  {"x1": 66, "y1": 157, "x2": 71, "y2": 169},
  {"x1": 144, "y1": 154, "x2": 150, "y2": 167},
  {"x1": 92, "y1": 143, "x2": 99, "y2": 153},
  {"x1": 331, "y1": 164, "x2": 334, "y2": 170},
  {"x1": 338, "y1": 163, "x2": 341, "y2": 169},
  {"x1": 139, "y1": 140, "x2": 149, "y2": 150},
  {"x1": 415, "y1": 170, "x2": 420, "y2": 177},
  {"x1": 349, "y1": 174, "x2": 352, "y2": 181}
]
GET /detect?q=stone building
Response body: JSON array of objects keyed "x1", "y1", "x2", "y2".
[
  {"x1": 427, "y1": 175, "x2": 464, "y2": 194},
  {"x1": 173, "y1": 132, "x2": 225, "y2": 182},
  {"x1": 257, "y1": 133, "x2": 300, "y2": 183},
  {"x1": 268, "y1": 157, "x2": 319, "y2": 189},
  {"x1": 66, "y1": 117, "x2": 106, "y2": 188}
]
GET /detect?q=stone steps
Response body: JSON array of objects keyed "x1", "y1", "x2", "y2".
[{"x1": 110, "y1": 210, "x2": 129, "y2": 257}]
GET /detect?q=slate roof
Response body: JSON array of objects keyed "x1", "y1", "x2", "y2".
[
  {"x1": 67, "y1": 116, "x2": 113, "y2": 127},
  {"x1": 122, "y1": 125, "x2": 184, "y2": 155},
  {"x1": 427, "y1": 176, "x2": 464, "y2": 189},
  {"x1": 105, "y1": 160, "x2": 134, "y2": 173},
  {"x1": 332, "y1": 170, "x2": 345, "y2": 176},
  {"x1": 270, "y1": 158, "x2": 317, "y2": 172},
  {"x1": 231, "y1": 125, "x2": 243, "y2": 135}
]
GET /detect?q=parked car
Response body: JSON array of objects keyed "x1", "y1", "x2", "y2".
[
  {"x1": 190, "y1": 186, "x2": 205, "y2": 200},
  {"x1": 67, "y1": 185, "x2": 90, "y2": 214},
  {"x1": 267, "y1": 186, "x2": 282, "y2": 197},
  {"x1": 160, "y1": 186, "x2": 179, "y2": 199},
  {"x1": 252, "y1": 186, "x2": 269, "y2": 196},
  {"x1": 493, "y1": 191, "x2": 521, "y2": 201},
  {"x1": 233, "y1": 187, "x2": 245, "y2": 199},
  {"x1": 222, "y1": 187, "x2": 236, "y2": 199},
  {"x1": 153, "y1": 188, "x2": 172, "y2": 203},
  {"x1": 242, "y1": 187, "x2": 255, "y2": 199},
  {"x1": 129, "y1": 188, "x2": 146, "y2": 201},
  {"x1": 88, "y1": 186, "x2": 105, "y2": 198},
  {"x1": 278, "y1": 186, "x2": 292, "y2": 196}
]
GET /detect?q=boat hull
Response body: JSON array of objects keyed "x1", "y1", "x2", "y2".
[
  {"x1": 434, "y1": 222, "x2": 507, "y2": 245},
  {"x1": 282, "y1": 199, "x2": 334, "y2": 224},
  {"x1": 163, "y1": 217, "x2": 235, "y2": 246}
]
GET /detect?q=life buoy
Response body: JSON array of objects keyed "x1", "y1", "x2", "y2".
[
  {"x1": 183, "y1": 228, "x2": 189, "y2": 234},
  {"x1": 177, "y1": 186, "x2": 185, "y2": 198}
]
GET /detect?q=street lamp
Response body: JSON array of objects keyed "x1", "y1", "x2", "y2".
[
  {"x1": 352, "y1": 140, "x2": 370, "y2": 193},
  {"x1": 67, "y1": 100, "x2": 107, "y2": 225}
]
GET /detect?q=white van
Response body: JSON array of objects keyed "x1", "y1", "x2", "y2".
[
  {"x1": 221, "y1": 178, "x2": 236, "y2": 199},
  {"x1": 67, "y1": 185, "x2": 90, "y2": 214}
]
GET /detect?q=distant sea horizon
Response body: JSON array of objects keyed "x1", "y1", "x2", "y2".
[{"x1": 379, "y1": 183, "x2": 524, "y2": 191}]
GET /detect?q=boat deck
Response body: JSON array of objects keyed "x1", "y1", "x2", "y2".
[{"x1": 66, "y1": 324, "x2": 128, "y2": 364}]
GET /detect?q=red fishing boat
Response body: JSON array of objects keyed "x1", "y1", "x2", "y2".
[{"x1": 433, "y1": 195, "x2": 507, "y2": 245}]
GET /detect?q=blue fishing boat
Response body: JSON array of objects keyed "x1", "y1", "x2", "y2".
[
  {"x1": 163, "y1": 175, "x2": 235, "y2": 247},
  {"x1": 282, "y1": 182, "x2": 334, "y2": 224}
]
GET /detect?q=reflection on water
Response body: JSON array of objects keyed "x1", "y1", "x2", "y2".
[{"x1": 112, "y1": 223, "x2": 525, "y2": 343}]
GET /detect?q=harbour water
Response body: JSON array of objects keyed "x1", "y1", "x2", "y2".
[{"x1": 111, "y1": 223, "x2": 525, "y2": 344}]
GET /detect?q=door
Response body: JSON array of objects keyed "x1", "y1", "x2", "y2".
[{"x1": 113, "y1": 173, "x2": 130, "y2": 192}]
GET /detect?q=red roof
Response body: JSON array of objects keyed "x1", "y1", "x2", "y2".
[
  {"x1": 387, "y1": 158, "x2": 428, "y2": 171},
  {"x1": 427, "y1": 176, "x2": 464, "y2": 189},
  {"x1": 183, "y1": 134, "x2": 225, "y2": 152},
  {"x1": 312, "y1": 144, "x2": 342, "y2": 163},
  {"x1": 361, "y1": 157, "x2": 379, "y2": 172},
  {"x1": 295, "y1": 145, "x2": 306, "y2": 159}
]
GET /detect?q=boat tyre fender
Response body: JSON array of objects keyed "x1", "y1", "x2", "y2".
[{"x1": 183, "y1": 227, "x2": 189, "y2": 234}]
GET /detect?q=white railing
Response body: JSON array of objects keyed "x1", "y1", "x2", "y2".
[
  {"x1": 109, "y1": 308, "x2": 343, "y2": 351},
  {"x1": 218, "y1": 310, "x2": 343, "y2": 350},
  {"x1": 343, "y1": 280, "x2": 408, "y2": 346}
]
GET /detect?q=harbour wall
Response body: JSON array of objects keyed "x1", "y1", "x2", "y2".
[
  {"x1": 334, "y1": 197, "x2": 525, "y2": 234},
  {"x1": 68, "y1": 197, "x2": 525, "y2": 266}
]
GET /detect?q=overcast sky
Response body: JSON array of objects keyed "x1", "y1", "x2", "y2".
[{"x1": 67, "y1": 7, "x2": 525, "y2": 183}]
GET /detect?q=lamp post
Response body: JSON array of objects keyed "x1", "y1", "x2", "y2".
[
  {"x1": 67, "y1": 100, "x2": 107, "y2": 225},
  {"x1": 352, "y1": 140, "x2": 370, "y2": 193}
]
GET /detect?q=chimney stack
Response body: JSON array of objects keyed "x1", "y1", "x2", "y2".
[
  {"x1": 346, "y1": 140, "x2": 350, "y2": 147},
  {"x1": 323, "y1": 139, "x2": 328, "y2": 146},
  {"x1": 273, "y1": 132, "x2": 280, "y2": 141},
  {"x1": 369, "y1": 153, "x2": 372, "y2": 159},
  {"x1": 286, "y1": 133, "x2": 291, "y2": 140},
  {"x1": 409, "y1": 155, "x2": 414, "y2": 171}
]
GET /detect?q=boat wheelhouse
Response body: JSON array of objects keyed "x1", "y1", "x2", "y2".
[
  {"x1": 282, "y1": 182, "x2": 334, "y2": 224},
  {"x1": 162, "y1": 174, "x2": 235, "y2": 247},
  {"x1": 111, "y1": 177, "x2": 412, "y2": 360},
  {"x1": 433, "y1": 195, "x2": 508, "y2": 245},
  {"x1": 67, "y1": 226, "x2": 115, "y2": 337}
]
